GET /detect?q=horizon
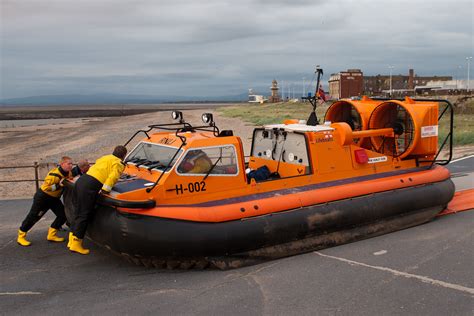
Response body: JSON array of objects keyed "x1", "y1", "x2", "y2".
[{"x1": 1, "y1": 67, "x2": 463, "y2": 104}]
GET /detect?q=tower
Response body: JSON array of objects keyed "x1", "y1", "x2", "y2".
[{"x1": 269, "y1": 79, "x2": 281, "y2": 103}]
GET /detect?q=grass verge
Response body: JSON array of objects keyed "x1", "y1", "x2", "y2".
[{"x1": 217, "y1": 102, "x2": 330, "y2": 126}]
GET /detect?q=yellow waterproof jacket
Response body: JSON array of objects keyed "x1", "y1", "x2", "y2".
[
  {"x1": 87, "y1": 154, "x2": 125, "y2": 192},
  {"x1": 189, "y1": 156, "x2": 212, "y2": 173},
  {"x1": 40, "y1": 167, "x2": 71, "y2": 198}
]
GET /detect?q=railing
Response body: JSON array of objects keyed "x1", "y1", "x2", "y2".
[{"x1": 0, "y1": 162, "x2": 54, "y2": 190}]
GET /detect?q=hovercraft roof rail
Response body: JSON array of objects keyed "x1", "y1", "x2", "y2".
[
  {"x1": 123, "y1": 111, "x2": 221, "y2": 147},
  {"x1": 124, "y1": 111, "x2": 223, "y2": 193}
]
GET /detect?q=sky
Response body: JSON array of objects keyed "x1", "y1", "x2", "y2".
[{"x1": 0, "y1": 0, "x2": 473, "y2": 99}]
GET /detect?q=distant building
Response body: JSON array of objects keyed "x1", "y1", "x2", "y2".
[
  {"x1": 414, "y1": 79, "x2": 474, "y2": 95},
  {"x1": 248, "y1": 89, "x2": 267, "y2": 103},
  {"x1": 363, "y1": 69, "x2": 452, "y2": 95},
  {"x1": 268, "y1": 79, "x2": 281, "y2": 103},
  {"x1": 328, "y1": 69, "x2": 364, "y2": 99}
]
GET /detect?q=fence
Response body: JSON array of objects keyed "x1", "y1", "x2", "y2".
[{"x1": 0, "y1": 162, "x2": 57, "y2": 190}]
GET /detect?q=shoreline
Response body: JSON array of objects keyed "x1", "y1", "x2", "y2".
[{"x1": 0, "y1": 103, "x2": 241, "y2": 120}]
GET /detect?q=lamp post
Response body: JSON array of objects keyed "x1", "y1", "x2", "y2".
[
  {"x1": 281, "y1": 81, "x2": 285, "y2": 100},
  {"x1": 388, "y1": 65, "x2": 394, "y2": 96},
  {"x1": 456, "y1": 65, "x2": 462, "y2": 89},
  {"x1": 467, "y1": 57, "x2": 472, "y2": 92},
  {"x1": 302, "y1": 77, "x2": 306, "y2": 99}
]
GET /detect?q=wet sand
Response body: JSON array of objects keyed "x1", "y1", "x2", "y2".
[{"x1": 0, "y1": 103, "x2": 238, "y2": 120}]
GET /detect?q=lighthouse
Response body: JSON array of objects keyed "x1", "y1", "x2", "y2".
[{"x1": 269, "y1": 79, "x2": 281, "y2": 103}]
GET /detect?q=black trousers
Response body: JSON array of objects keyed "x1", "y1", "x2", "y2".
[
  {"x1": 20, "y1": 190, "x2": 66, "y2": 232},
  {"x1": 72, "y1": 174, "x2": 102, "y2": 239}
]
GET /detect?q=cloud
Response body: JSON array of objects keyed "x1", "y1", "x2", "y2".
[{"x1": 1, "y1": 0, "x2": 472, "y2": 98}]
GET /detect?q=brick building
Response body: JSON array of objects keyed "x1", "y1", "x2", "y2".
[
  {"x1": 328, "y1": 69, "x2": 364, "y2": 99},
  {"x1": 363, "y1": 69, "x2": 452, "y2": 95}
]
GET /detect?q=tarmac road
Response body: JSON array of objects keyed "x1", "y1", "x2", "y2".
[
  {"x1": 446, "y1": 155, "x2": 474, "y2": 191},
  {"x1": 1, "y1": 157, "x2": 473, "y2": 315}
]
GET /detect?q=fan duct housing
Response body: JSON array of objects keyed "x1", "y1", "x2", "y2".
[
  {"x1": 368, "y1": 99, "x2": 439, "y2": 159},
  {"x1": 324, "y1": 97, "x2": 382, "y2": 147}
]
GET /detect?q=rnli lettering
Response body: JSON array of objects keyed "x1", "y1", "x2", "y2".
[
  {"x1": 173, "y1": 182, "x2": 207, "y2": 195},
  {"x1": 314, "y1": 137, "x2": 333, "y2": 143},
  {"x1": 159, "y1": 137, "x2": 176, "y2": 145}
]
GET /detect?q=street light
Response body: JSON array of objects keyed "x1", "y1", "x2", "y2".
[
  {"x1": 281, "y1": 81, "x2": 285, "y2": 100},
  {"x1": 302, "y1": 77, "x2": 306, "y2": 99},
  {"x1": 456, "y1": 65, "x2": 462, "y2": 89},
  {"x1": 388, "y1": 65, "x2": 394, "y2": 96},
  {"x1": 467, "y1": 57, "x2": 472, "y2": 92}
]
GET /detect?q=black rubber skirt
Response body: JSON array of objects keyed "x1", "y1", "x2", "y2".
[{"x1": 63, "y1": 178, "x2": 455, "y2": 262}]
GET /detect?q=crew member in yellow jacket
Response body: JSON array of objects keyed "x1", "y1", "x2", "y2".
[
  {"x1": 17, "y1": 156, "x2": 73, "y2": 246},
  {"x1": 179, "y1": 150, "x2": 212, "y2": 174},
  {"x1": 69, "y1": 145, "x2": 127, "y2": 255}
]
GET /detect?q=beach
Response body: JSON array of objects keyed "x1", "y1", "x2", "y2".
[{"x1": 0, "y1": 105, "x2": 254, "y2": 199}]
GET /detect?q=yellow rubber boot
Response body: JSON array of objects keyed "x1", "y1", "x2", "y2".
[
  {"x1": 69, "y1": 235, "x2": 90, "y2": 255},
  {"x1": 67, "y1": 232, "x2": 73, "y2": 248},
  {"x1": 46, "y1": 227, "x2": 65, "y2": 242},
  {"x1": 17, "y1": 229, "x2": 31, "y2": 247}
]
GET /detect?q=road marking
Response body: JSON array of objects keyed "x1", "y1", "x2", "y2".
[
  {"x1": 314, "y1": 252, "x2": 474, "y2": 295},
  {"x1": 0, "y1": 291, "x2": 41, "y2": 295},
  {"x1": 450, "y1": 155, "x2": 474, "y2": 163},
  {"x1": 373, "y1": 250, "x2": 387, "y2": 256},
  {"x1": 0, "y1": 240, "x2": 13, "y2": 250}
]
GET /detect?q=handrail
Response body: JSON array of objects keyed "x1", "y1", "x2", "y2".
[
  {"x1": 123, "y1": 122, "x2": 194, "y2": 147},
  {"x1": 124, "y1": 119, "x2": 221, "y2": 194},
  {"x1": 0, "y1": 161, "x2": 96, "y2": 190},
  {"x1": 0, "y1": 162, "x2": 41, "y2": 190}
]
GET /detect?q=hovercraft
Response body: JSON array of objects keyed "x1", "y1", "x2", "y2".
[{"x1": 64, "y1": 94, "x2": 455, "y2": 269}]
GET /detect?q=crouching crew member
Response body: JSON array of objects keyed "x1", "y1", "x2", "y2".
[
  {"x1": 69, "y1": 146, "x2": 127, "y2": 255},
  {"x1": 17, "y1": 156, "x2": 73, "y2": 246},
  {"x1": 71, "y1": 159, "x2": 90, "y2": 177}
]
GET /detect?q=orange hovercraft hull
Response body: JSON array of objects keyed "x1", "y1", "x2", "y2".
[
  {"x1": 64, "y1": 96, "x2": 456, "y2": 269},
  {"x1": 64, "y1": 165, "x2": 454, "y2": 269}
]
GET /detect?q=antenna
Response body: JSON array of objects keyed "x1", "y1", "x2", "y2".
[{"x1": 303, "y1": 65, "x2": 324, "y2": 125}]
